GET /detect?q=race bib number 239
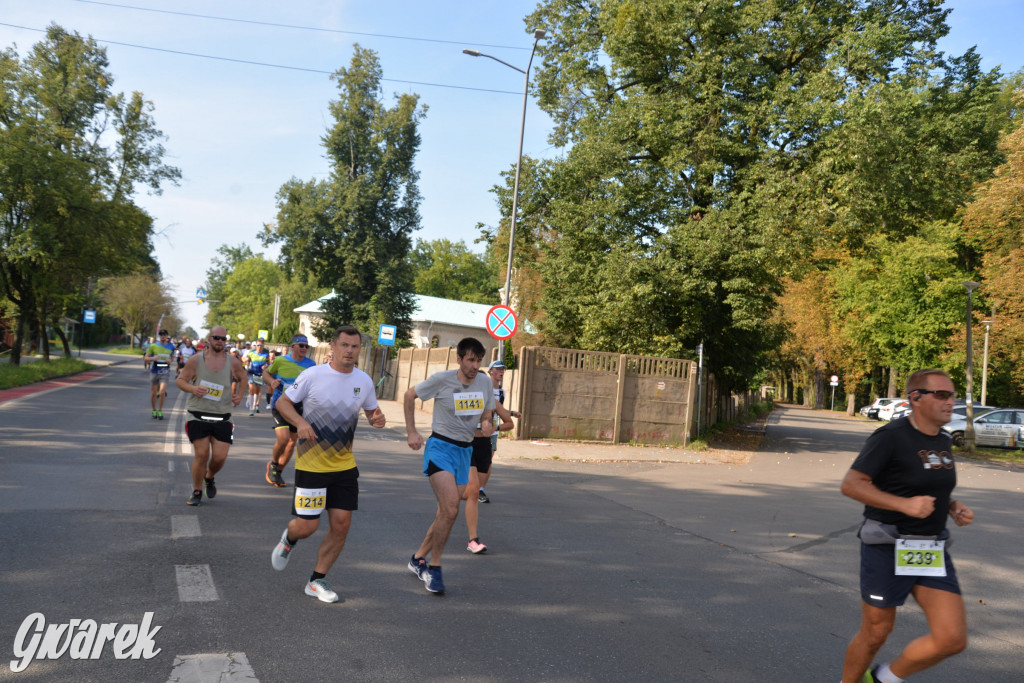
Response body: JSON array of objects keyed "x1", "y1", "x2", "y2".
[{"x1": 895, "y1": 539, "x2": 946, "y2": 577}]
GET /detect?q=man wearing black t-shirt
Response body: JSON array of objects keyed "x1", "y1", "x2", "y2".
[{"x1": 840, "y1": 369, "x2": 975, "y2": 683}]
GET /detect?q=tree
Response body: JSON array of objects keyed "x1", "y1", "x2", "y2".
[
  {"x1": 0, "y1": 25, "x2": 179, "y2": 363},
  {"x1": 204, "y1": 250, "x2": 325, "y2": 343},
  {"x1": 961, "y1": 87, "x2": 1024, "y2": 398},
  {"x1": 520, "y1": 1, "x2": 1002, "y2": 390},
  {"x1": 97, "y1": 273, "x2": 179, "y2": 347},
  {"x1": 409, "y1": 238, "x2": 497, "y2": 304},
  {"x1": 264, "y1": 45, "x2": 424, "y2": 341}
]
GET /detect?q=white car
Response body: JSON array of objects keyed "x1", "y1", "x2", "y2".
[
  {"x1": 942, "y1": 408, "x2": 1024, "y2": 448},
  {"x1": 861, "y1": 398, "x2": 903, "y2": 420},
  {"x1": 878, "y1": 399, "x2": 910, "y2": 421}
]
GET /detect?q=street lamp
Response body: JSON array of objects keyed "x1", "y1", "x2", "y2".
[
  {"x1": 463, "y1": 29, "x2": 547, "y2": 362},
  {"x1": 962, "y1": 281, "x2": 980, "y2": 451},
  {"x1": 981, "y1": 319, "x2": 993, "y2": 406}
]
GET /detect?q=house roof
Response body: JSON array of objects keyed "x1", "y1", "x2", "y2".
[{"x1": 295, "y1": 292, "x2": 492, "y2": 330}]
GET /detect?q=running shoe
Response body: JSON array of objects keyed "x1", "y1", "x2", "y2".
[
  {"x1": 186, "y1": 490, "x2": 202, "y2": 506},
  {"x1": 157, "y1": 410, "x2": 163, "y2": 420},
  {"x1": 422, "y1": 566, "x2": 445, "y2": 594},
  {"x1": 478, "y1": 489, "x2": 490, "y2": 504},
  {"x1": 860, "y1": 666, "x2": 879, "y2": 683},
  {"x1": 271, "y1": 528, "x2": 293, "y2": 571},
  {"x1": 305, "y1": 578, "x2": 338, "y2": 603},
  {"x1": 467, "y1": 538, "x2": 488, "y2": 554},
  {"x1": 266, "y1": 461, "x2": 286, "y2": 487},
  {"x1": 204, "y1": 477, "x2": 217, "y2": 499},
  {"x1": 152, "y1": 410, "x2": 158, "y2": 419},
  {"x1": 249, "y1": 409, "x2": 255, "y2": 417},
  {"x1": 408, "y1": 555, "x2": 427, "y2": 580}
]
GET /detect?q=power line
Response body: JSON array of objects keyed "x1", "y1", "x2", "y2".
[
  {"x1": 0, "y1": 22, "x2": 520, "y2": 95},
  {"x1": 75, "y1": 0, "x2": 530, "y2": 51}
]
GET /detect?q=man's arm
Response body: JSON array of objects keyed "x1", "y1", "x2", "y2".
[
  {"x1": 494, "y1": 403, "x2": 515, "y2": 432},
  {"x1": 277, "y1": 393, "x2": 317, "y2": 441},
  {"x1": 364, "y1": 407, "x2": 386, "y2": 428},
  {"x1": 175, "y1": 356, "x2": 206, "y2": 397},
  {"x1": 230, "y1": 356, "x2": 247, "y2": 406},
  {"x1": 404, "y1": 387, "x2": 423, "y2": 450},
  {"x1": 840, "y1": 469, "x2": 936, "y2": 519},
  {"x1": 479, "y1": 409, "x2": 494, "y2": 437}
]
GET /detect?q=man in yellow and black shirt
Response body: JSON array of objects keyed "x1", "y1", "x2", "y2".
[{"x1": 268, "y1": 325, "x2": 385, "y2": 603}]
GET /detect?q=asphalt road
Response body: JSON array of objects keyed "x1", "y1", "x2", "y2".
[{"x1": 0, "y1": 359, "x2": 1021, "y2": 682}]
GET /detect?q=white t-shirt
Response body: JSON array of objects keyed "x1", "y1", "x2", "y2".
[{"x1": 285, "y1": 364, "x2": 378, "y2": 473}]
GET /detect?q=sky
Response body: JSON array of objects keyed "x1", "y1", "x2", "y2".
[{"x1": 2, "y1": 1, "x2": 1022, "y2": 335}]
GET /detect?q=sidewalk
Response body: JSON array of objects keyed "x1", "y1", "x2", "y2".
[{"x1": 374, "y1": 399, "x2": 752, "y2": 465}]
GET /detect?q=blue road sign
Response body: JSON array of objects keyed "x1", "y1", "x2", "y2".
[
  {"x1": 378, "y1": 324, "x2": 397, "y2": 346},
  {"x1": 83, "y1": 310, "x2": 97, "y2": 324}
]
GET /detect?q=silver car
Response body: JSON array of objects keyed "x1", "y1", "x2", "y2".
[{"x1": 942, "y1": 408, "x2": 1024, "y2": 448}]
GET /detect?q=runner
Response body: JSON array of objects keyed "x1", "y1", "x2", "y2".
[
  {"x1": 463, "y1": 360, "x2": 517, "y2": 554},
  {"x1": 143, "y1": 329, "x2": 175, "y2": 419},
  {"x1": 270, "y1": 325, "x2": 386, "y2": 603},
  {"x1": 840, "y1": 368, "x2": 975, "y2": 683},
  {"x1": 475, "y1": 360, "x2": 521, "y2": 505},
  {"x1": 262, "y1": 335, "x2": 316, "y2": 487},
  {"x1": 404, "y1": 337, "x2": 494, "y2": 594},
  {"x1": 244, "y1": 340, "x2": 270, "y2": 417},
  {"x1": 264, "y1": 350, "x2": 278, "y2": 409},
  {"x1": 175, "y1": 326, "x2": 247, "y2": 506},
  {"x1": 175, "y1": 337, "x2": 197, "y2": 379}
]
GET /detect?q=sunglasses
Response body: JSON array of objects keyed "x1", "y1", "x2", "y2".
[
  {"x1": 916, "y1": 389, "x2": 956, "y2": 400},
  {"x1": 209, "y1": 335, "x2": 227, "y2": 341},
  {"x1": 293, "y1": 343, "x2": 308, "y2": 349}
]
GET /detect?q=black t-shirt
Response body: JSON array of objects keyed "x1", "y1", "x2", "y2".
[{"x1": 850, "y1": 418, "x2": 956, "y2": 536}]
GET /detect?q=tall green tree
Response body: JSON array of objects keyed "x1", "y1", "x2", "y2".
[
  {"x1": 519, "y1": 0, "x2": 1001, "y2": 390},
  {"x1": 264, "y1": 45, "x2": 425, "y2": 341},
  {"x1": 409, "y1": 238, "x2": 497, "y2": 304},
  {"x1": 97, "y1": 272, "x2": 180, "y2": 348},
  {"x1": 0, "y1": 25, "x2": 179, "y2": 362}
]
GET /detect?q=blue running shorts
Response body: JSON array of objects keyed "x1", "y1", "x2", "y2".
[
  {"x1": 860, "y1": 542, "x2": 961, "y2": 608},
  {"x1": 423, "y1": 436, "x2": 472, "y2": 486}
]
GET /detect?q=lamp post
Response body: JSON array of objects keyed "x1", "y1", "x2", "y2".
[
  {"x1": 962, "y1": 281, "x2": 980, "y2": 451},
  {"x1": 981, "y1": 319, "x2": 993, "y2": 406},
  {"x1": 464, "y1": 29, "x2": 547, "y2": 362}
]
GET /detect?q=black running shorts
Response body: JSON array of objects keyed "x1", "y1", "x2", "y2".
[
  {"x1": 292, "y1": 468, "x2": 359, "y2": 518},
  {"x1": 471, "y1": 436, "x2": 494, "y2": 473},
  {"x1": 186, "y1": 413, "x2": 234, "y2": 444}
]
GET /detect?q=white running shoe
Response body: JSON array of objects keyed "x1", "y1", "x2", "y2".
[
  {"x1": 305, "y1": 578, "x2": 338, "y2": 603},
  {"x1": 271, "y1": 529, "x2": 293, "y2": 571}
]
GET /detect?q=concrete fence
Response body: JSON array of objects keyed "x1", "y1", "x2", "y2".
[{"x1": 389, "y1": 344, "x2": 765, "y2": 447}]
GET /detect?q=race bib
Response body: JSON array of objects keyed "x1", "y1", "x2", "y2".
[
  {"x1": 154, "y1": 360, "x2": 170, "y2": 371},
  {"x1": 454, "y1": 391, "x2": 484, "y2": 417},
  {"x1": 294, "y1": 487, "x2": 327, "y2": 516},
  {"x1": 199, "y1": 380, "x2": 224, "y2": 401},
  {"x1": 895, "y1": 539, "x2": 947, "y2": 577}
]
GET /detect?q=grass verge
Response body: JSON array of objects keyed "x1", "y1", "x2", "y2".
[
  {"x1": 0, "y1": 357, "x2": 97, "y2": 390},
  {"x1": 955, "y1": 446, "x2": 1024, "y2": 467},
  {"x1": 105, "y1": 346, "x2": 146, "y2": 355}
]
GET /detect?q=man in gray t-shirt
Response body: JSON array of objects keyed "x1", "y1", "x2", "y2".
[{"x1": 404, "y1": 337, "x2": 494, "y2": 594}]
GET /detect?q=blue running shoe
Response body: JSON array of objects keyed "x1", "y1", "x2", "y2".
[
  {"x1": 423, "y1": 566, "x2": 445, "y2": 594},
  {"x1": 408, "y1": 555, "x2": 426, "y2": 580}
]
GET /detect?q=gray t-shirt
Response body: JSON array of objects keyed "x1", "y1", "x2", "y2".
[{"x1": 415, "y1": 369, "x2": 495, "y2": 443}]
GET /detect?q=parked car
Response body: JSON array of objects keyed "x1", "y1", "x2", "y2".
[
  {"x1": 942, "y1": 408, "x2": 1024, "y2": 448},
  {"x1": 878, "y1": 399, "x2": 910, "y2": 421},
  {"x1": 891, "y1": 403, "x2": 912, "y2": 420},
  {"x1": 951, "y1": 404, "x2": 995, "y2": 420},
  {"x1": 862, "y1": 397, "x2": 903, "y2": 420}
]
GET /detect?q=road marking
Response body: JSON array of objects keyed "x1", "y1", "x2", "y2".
[
  {"x1": 163, "y1": 390, "x2": 188, "y2": 454},
  {"x1": 174, "y1": 565, "x2": 219, "y2": 602},
  {"x1": 0, "y1": 370, "x2": 107, "y2": 407},
  {"x1": 171, "y1": 516, "x2": 201, "y2": 539},
  {"x1": 168, "y1": 460, "x2": 175, "y2": 472},
  {"x1": 166, "y1": 652, "x2": 259, "y2": 682}
]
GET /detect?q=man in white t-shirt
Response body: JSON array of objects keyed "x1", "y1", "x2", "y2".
[
  {"x1": 270, "y1": 325, "x2": 386, "y2": 603},
  {"x1": 403, "y1": 337, "x2": 494, "y2": 595}
]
